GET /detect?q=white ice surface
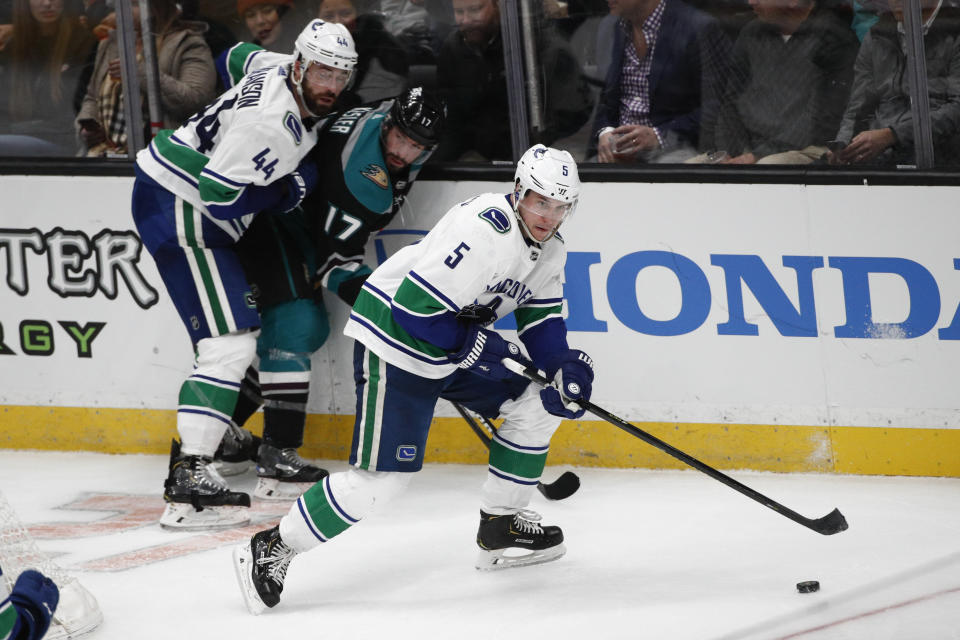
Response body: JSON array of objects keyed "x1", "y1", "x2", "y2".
[{"x1": 1, "y1": 450, "x2": 958, "y2": 640}]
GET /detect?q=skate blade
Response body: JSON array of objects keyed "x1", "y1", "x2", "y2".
[
  {"x1": 232, "y1": 543, "x2": 267, "y2": 615},
  {"x1": 253, "y1": 477, "x2": 313, "y2": 501},
  {"x1": 475, "y1": 542, "x2": 567, "y2": 571},
  {"x1": 159, "y1": 502, "x2": 250, "y2": 530},
  {"x1": 212, "y1": 459, "x2": 254, "y2": 477}
]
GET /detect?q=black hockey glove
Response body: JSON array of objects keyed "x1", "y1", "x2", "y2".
[
  {"x1": 540, "y1": 349, "x2": 594, "y2": 419},
  {"x1": 274, "y1": 159, "x2": 318, "y2": 214},
  {"x1": 449, "y1": 325, "x2": 522, "y2": 381},
  {"x1": 455, "y1": 303, "x2": 497, "y2": 327},
  {"x1": 9, "y1": 569, "x2": 60, "y2": 640}
]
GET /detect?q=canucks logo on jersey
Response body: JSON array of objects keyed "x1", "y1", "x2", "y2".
[
  {"x1": 478, "y1": 207, "x2": 511, "y2": 233},
  {"x1": 361, "y1": 163, "x2": 389, "y2": 189}
]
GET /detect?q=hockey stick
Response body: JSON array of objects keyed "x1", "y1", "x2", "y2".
[
  {"x1": 451, "y1": 401, "x2": 580, "y2": 501},
  {"x1": 501, "y1": 359, "x2": 849, "y2": 536}
]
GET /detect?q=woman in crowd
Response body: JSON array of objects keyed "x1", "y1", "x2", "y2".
[
  {"x1": 76, "y1": 0, "x2": 216, "y2": 156},
  {"x1": 0, "y1": 0, "x2": 95, "y2": 155}
]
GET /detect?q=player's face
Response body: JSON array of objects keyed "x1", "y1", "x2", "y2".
[
  {"x1": 299, "y1": 61, "x2": 350, "y2": 115},
  {"x1": 382, "y1": 126, "x2": 426, "y2": 172},
  {"x1": 244, "y1": 4, "x2": 282, "y2": 45},
  {"x1": 517, "y1": 191, "x2": 571, "y2": 243}
]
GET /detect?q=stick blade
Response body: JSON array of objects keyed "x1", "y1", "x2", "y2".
[
  {"x1": 538, "y1": 471, "x2": 580, "y2": 501},
  {"x1": 812, "y1": 508, "x2": 849, "y2": 535}
]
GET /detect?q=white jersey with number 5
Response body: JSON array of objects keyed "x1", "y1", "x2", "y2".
[
  {"x1": 135, "y1": 62, "x2": 315, "y2": 240},
  {"x1": 344, "y1": 192, "x2": 567, "y2": 378}
]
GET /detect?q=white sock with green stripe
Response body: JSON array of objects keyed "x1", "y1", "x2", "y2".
[
  {"x1": 279, "y1": 468, "x2": 411, "y2": 553},
  {"x1": 480, "y1": 433, "x2": 548, "y2": 515}
]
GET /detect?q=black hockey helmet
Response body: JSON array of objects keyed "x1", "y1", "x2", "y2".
[{"x1": 383, "y1": 87, "x2": 446, "y2": 148}]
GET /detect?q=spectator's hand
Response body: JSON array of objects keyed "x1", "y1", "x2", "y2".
[
  {"x1": 0, "y1": 24, "x2": 12, "y2": 52},
  {"x1": 723, "y1": 152, "x2": 757, "y2": 165},
  {"x1": 837, "y1": 128, "x2": 895, "y2": 164},
  {"x1": 79, "y1": 119, "x2": 107, "y2": 148},
  {"x1": 600, "y1": 125, "x2": 660, "y2": 163}
]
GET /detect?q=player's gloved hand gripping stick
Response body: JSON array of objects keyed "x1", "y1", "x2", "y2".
[{"x1": 501, "y1": 358, "x2": 850, "y2": 536}]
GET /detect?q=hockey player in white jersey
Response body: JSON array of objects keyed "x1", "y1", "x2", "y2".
[
  {"x1": 131, "y1": 19, "x2": 358, "y2": 530},
  {"x1": 234, "y1": 145, "x2": 597, "y2": 614}
]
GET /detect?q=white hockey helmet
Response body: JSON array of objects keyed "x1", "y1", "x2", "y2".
[
  {"x1": 292, "y1": 19, "x2": 358, "y2": 116},
  {"x1": 512, "y1": 144, "x2": 581, "y2": 243},
  {"x1": 294, "y1": 19, "x2": 358, "y2": 72}
]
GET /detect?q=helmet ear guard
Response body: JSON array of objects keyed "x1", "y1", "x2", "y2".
[{"x1": 512, "y1": 144, "x2": 581, "y2": 244}]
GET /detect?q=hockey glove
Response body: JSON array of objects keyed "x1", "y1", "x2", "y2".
[
  {"x1": 449, "y1": 325, "x2": 522, "y2": 381},
  {"x1": 274, "y1": 159, "x2": 318, "y2": 214},
  {"x1": 9, "y1": 569, "x2": 59, "y2": 640},
  {"x1": 540, "y1": 349, "x2": 594, "y2": 419}
]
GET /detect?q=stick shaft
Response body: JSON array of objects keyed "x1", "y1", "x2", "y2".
[{"x1": 503, "y1": 359, "x2": 848, "y2": 535}]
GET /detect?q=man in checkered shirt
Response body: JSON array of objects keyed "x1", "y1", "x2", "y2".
[{"x1": 591, "y1": 0, "x2": 731, "y2": 163}]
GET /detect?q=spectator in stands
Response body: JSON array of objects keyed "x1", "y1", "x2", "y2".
[
  {"x1": 238, "y1": 0, "x2": 303, "y2": 52},
  {"x1": 0, "y1": 0, "x2": 12, "y2": 52},
  {"x1": 591, "y1": 0, "x2": 732, "y2": 163},
  {"x1": 686, "y1": 0, "x2": 858, "y2": 165},
  {"x1": 316, "y1": 0, "x2": 409, "y2": 104},
  {"x1": 827, "y1": 0, "x2": 960, "y2": 166},
  {"x1": 434, "y1": 0, "x2": 591, "y2": 161},
  {"x1": 76, "y1": 0, "x2": 216, "y2": 157},
  {"x1": 0, "y1": 0, "x2": 94, "y2": 155},
  {"x1": 380, "y1": 0, "x2": 454, "y2": 64}
]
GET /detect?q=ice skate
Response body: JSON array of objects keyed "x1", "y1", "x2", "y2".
[
  {"x1": 213, "y1": 423, "x2": 262, "y2": 477},
  {"x1": 233, "y1": 525, "x2": 296, "y2": 615},
  {"x1": 253, "y1": 444, "x2": 328, "y2": 501},
  {"x1": 475, "y1": 509, "x2": 566, "y2": 570},
  {"x1": 160, "y1": 440, "x2": 251, "y2": 530}
]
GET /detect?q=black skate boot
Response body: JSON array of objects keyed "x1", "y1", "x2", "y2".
[
  {"x1": 233, "y1": 525, "x2": 297, "y2": 615},
  {"x1": 253, "y1": 444, "x2": 329, "y2": 501},
  {"x1": 160, "y1": 440, "x2": 251, "y2": 530},
  {"x1": 475, "y1": 509, "x2": 566, "y2": 570},
  {"x1": 213, "y1": 423, "x2": 262, "y2": 477}
]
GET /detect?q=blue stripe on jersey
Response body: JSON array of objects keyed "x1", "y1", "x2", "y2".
[
  {"x1": 488, "y1": 467, "x2": 540, "y2": 485},
  {"x1": 148, "y1": 142, "x2": 199, "y2": 188},
  {"x1": 347, "y1": 312, "x2": 451, "y2": 366},
  {"x1": 201, "y1": 167, "x2": 247, "y2": 188},
  {"x1": 408, "y1": 270, "x2": 459, "y2": 311},
  {"x1": 527, "y1": 297, "x2": 563, "y2": 305}
]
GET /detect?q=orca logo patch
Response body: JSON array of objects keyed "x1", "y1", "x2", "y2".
[
  {"x1": 396, "y1": 445, "x2": 417, "y2": 461},
  {"x1": 284, "y1": 111, "x2": 303, "y2": 145},
  {"x1": 478, "y1": 207, "x2": 511, "y2": 233}
]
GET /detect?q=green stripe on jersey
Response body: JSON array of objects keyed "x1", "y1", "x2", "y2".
[
  {"x1": 227, "y1": 42, "x2": 264, "y2": 85},
  {"x1": 515, "y1": 304, "x2": 562, "y2": 333},
  {"x1": 352, "y1": 288, "x2": 447, "y2": 359},
  {"x1": 198, "y1": 174, "x2": 242, "y2": 206},
  {"x1": 394, "y1": 277, "x2": 448, "y2": 316},
  {"x1": 179, "y1": 372, "x2": 238, "y2": 413},
  {"x1": 301, "y1": 481, "x2": 354, "y2": 539},
  {"x1": 489, "y1": 438, "x2": 548, "y2": 481},
  {"x1": 0, "y1": 599, "x2": 17, "y2": 640},
  {"x1": 153, "y1": 129, "x2": 208, "y2": 180}
]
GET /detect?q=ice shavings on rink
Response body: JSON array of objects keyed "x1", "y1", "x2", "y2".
[{"x1": 0, "y1": 450, "x2": 958, "y2": 640}]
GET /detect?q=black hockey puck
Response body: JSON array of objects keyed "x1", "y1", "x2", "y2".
[{"x1": 796, "y1": 580, "x2": 820, "y2": 593}]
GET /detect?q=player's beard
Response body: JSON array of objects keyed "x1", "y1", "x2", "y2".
[{"x1": 305, "y1": 86, "x2": 338, "y2": 117}]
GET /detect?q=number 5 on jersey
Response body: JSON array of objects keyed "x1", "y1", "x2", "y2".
[{"x1": 444, "y1": 242, "x2": 471, "y2": 268}]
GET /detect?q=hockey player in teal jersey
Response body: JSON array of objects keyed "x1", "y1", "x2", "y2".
[
  {"x1": 131, "y1": 19, "x2": 358, "y2": 530},
  {"x1": 0, "y1": 567, "x2": 58, "y2": 640},
  {"x1": 220, "y1": 88, "x2": 447, "y2": 501},
  {"x1": 233, "y1": 145, "x2": 596, "y2": 614}
]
